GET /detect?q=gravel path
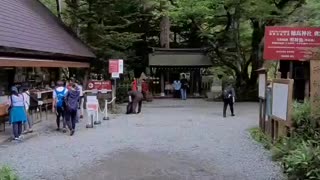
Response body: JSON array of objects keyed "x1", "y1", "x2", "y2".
[{"x1": 0, "y1": 99, "x2": 284, "y2": 180}]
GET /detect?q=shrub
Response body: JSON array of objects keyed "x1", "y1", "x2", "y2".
[
  {"x1": 249, "y1": 127, "x2": 272, "y2": 149},
  {"x1": 0, "y1": 166, "x2": 19, "y2": 180},
  {"x1": 271, "y1": 100, "x2": 320, "y2": 180},
  {"x1": 282, "y1": 141, "x2": 320, "y2": 180},
  {"x1": 251, "y1": 100, "x2": 320, "y2": 180},
  {"x1": 116, "y1": 84, "x2": 131, "y2": 104},
  {"x1": 291, "y1": 100, "x2": 318, "y2": 139}
]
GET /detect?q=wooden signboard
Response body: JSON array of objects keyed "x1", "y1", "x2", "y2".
[
  {"x1": 258, "y1": 73, "x2": 267, "y2": 99},
  {"x1": 310, "y1": 60, "x2": 320, "y2": 117},
  {"x1": 271, "y1": 79, "x2": 294, "y2": 126}
]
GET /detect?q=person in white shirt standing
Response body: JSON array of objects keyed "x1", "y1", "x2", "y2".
[
  {"x1": 21, "y1": 86, "x2": 33, "y2": 134},
  {"x1": 76, "y1": 80, "x2": 83, "y2": 118},
  {"x1": 7, "y1": 86, "x2": 28, "y2": 141}
]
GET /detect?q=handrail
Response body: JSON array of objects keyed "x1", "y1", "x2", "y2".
[{"x1": 107, "y1": 97, "x2": 116, "y2": 104}]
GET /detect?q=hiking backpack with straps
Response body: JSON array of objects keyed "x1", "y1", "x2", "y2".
[
  {"x1": 223, "y1": 87, "x2": 232, "y2": 99},
  {"x1": 55, "y1": 88, "x2": 66, "y2": 108}
]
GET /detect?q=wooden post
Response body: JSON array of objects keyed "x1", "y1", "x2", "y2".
[
  {"x1": 111, "y1": 79, "x2": 117, "y2": 109},
  {"x1": 160, "y1": 71, "x2": 165, "y2": 96},
  {"x1": 310, "y1": 60, "x2": 320, "y2": 119},
  {"x1": 257, "y1": 68, "x2": 267, "y2": 133},
  {"x1": 289, "y1": 61, "x2": 293, "y2": 78},
  {"x1": 83, "y1": 69, "x2": 89, "y2": 88}
]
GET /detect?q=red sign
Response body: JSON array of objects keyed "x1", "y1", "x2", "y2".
[
  {"x1": 87, "y1": 81, "x2": 112, "y2": 91},
  {"x1": 264, "y1": 26, "x2": 320, "y2": 60},
  {"x1": 109, "y1": 60, "x2": 119, "y2": 73},
  {"x1": 87, "y1": 104, "x2": 98, "y2": 111}
]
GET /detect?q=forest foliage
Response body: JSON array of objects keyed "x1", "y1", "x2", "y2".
[{"x1": 41, "y1": 0, "x2": 320, "y2": 97}]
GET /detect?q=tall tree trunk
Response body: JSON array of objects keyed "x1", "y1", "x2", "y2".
[
  {"x1": 248, "y1": 19, "x2": 265, "y2": 86},
  {"x1": 159, "y1": 0, "x2": 170, "y2": 48},
  {"x1": 56, "y1": 0, "x2": 61, "y2": 19},
  {"x1": 160, "y1": 16, "x2": 170, "y2": 48},
  {"x1": 70, "y1": 0, "x2": 80, "y2": 35}
]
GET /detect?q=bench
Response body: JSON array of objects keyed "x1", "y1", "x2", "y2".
[{"x1": 0, "y1": 115, "x2": 8, "y2": 132}]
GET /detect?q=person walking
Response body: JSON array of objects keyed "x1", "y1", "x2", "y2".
[
  {"x1": 52, "y1": 80, "x2": 68, "y2": 132},
  {"x1": 7, "y1": 86, "x2": 28, "y2": 141},
  {"x1": 222, "y1": 83, "x2": 235, "y2": 117},
  {"x1": 180, "y1": 74, "x2": 189, "y2": 100},
  {"x1": 21, "y1": 87, "x2": 33, "y2": 134},
  {"x1": 75, "y1": 80, "x2": 84, "y2": 119},
  {"x1": 126, "y1": 91, "x2": 143, "y2": 114},
  {"x1": 65, "y1": 84, "x2": 80, "y2": 136}
]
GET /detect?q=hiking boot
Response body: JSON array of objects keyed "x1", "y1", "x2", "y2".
[
  {"x1": 12, "y1": 137, "x2": 22, "y2": 142},
  {"x1": 231, "y1": 114, "x2": 235, "y2": 116},
  {"x1": 70, "y1": 130, "x2": 75, "y2": 136}
]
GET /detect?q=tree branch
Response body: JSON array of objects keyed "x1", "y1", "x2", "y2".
[
  {"x1": 224, "y1": 6, "x2": 232, "y2": 31},
  {"x1": 210, "y1": 44, "x2": 241, "y2": 74}
]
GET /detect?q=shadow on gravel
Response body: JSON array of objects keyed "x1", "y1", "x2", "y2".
[{"x1": 71, "y1": 149, "x2": 218, "y2": 180}]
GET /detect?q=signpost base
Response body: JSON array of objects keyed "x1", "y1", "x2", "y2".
[{"x1": 103, "y1": 98, "x2": 116, "y2": 120}]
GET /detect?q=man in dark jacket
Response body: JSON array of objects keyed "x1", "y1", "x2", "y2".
[
  {"x1": 126, "y1": 90, "x2": 143, "y2": 114},
  {"x1": 180, "y1": 74, "x2": 188, "y2": 100},
  {"x1": 222, "y1": 84, "x2": 235, "y2": 117},
  {"x1": 65, "y1": 84, "x2": 80, "y2": 136}
]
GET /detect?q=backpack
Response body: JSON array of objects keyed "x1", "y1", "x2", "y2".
[
  {"x1": 223, "y1": 88, "x2": 232, "y2": 99},
  {"x1": 55, "y1": 88, "x2": 66, "y2": 108},
  {"x1": 65, "y1": 90, "x2": 79, "y2": 111}
]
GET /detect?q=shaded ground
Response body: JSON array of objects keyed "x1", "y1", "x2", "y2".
[{"x1": 0, "y1": 99, "x2": 283, "y2": 180}]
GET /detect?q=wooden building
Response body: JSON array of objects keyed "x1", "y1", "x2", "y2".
[
  {"x1": 148, "y1": 48, "x2": 212, "y2": 97},
  {"x1": 279, "y1": 61, "x2": 310, "y2": 101},
  {"x1": 0, "y1": 0, "x2": 95, "y2": 90}
]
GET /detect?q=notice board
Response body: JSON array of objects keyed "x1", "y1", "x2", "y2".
[{"x1": 271, "y1": 79, "x2": 294, "y2": 125}]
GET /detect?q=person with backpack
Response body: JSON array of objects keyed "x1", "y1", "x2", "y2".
[
  {"x1": 52, "y1": 80, "x2": 68, "y2": 132},
  {"x1": 222, "y1": 83, "x2": 235, "y2": 117},
  {"x1": 65, "y1": 83, "x2": 80, "y2": 136},
  {"x1": 7, "y1": 86, "x2": 28, "y2": 141}
]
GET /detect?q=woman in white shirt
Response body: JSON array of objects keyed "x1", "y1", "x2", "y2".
[
  {"x1": 22, "y1": 87, "x2": 33, "y2": 133},
  {"x1": 7, "y1": 86, "x2": 28, "y2": 141}
]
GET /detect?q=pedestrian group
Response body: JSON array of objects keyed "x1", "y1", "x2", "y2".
[
  {"x1": 7, "y1": 78, "x2": 237, "y2": 141},
  {"x1": 7, "y1": 80, "x2": 82, "y2": 142}
]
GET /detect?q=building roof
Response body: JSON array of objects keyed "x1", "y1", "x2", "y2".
[
  {"x1": 0, "y1": 0, "x2": 95, "y2": 60},
  {"x1": 151, "y1": 48, "x2": 208, "y2": 54},
  {"x1": 149, "y1": 48, "x2": 212, "y2": 67}
]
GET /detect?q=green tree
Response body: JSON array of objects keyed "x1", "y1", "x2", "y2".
[
  {"x1": 169, "y1": 0, "x2": 305, "y2": 99},
  {"x1": 64, "y1": 0, "x2": 151, "y2": 76}
]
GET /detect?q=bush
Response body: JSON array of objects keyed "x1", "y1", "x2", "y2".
[
  {"x1": 271, "y1": 100, "x2": 320, "y2": 180},
  {"x1": 282, "y1": 141, "x2": 320, "y2": 180},
  {"x1": 116, "y1": 84, "x2": 130, "y2": 104},
  {"x1": 0, "y1": 166, "x2": 19, "y2": 180},
  {"x1": 249, "y1": 128, "x2": 272, "y2": 149},
  {"x1": 251, "y1": 100, "x2": 320, "y2": 180}
]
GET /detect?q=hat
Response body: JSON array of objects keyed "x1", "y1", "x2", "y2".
[
  {"x1": 57, "y1": 80, "x2": 64, "y2": 86},
  {"x1": 11, "y1": 86, "x2": 18, "y2": 93}
]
